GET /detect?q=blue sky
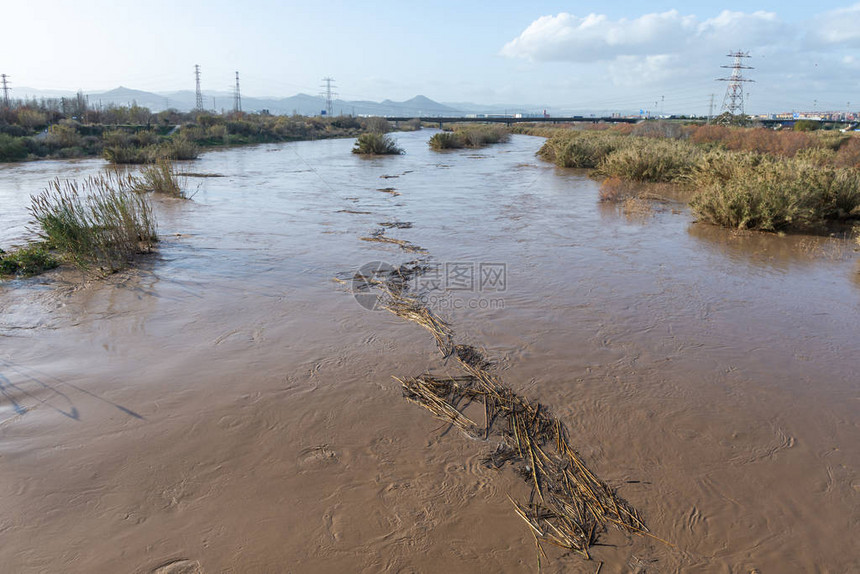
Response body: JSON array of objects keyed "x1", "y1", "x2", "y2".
[{"x1": 4, "y1": 1, "x2": 859, "y2": 114}]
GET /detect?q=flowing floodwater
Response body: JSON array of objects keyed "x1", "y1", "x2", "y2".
[{"x1": 0, "y1": 131, "x2": 858, "y2": 573}]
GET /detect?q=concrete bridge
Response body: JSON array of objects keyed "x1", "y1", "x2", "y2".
[
  {"x1": 386, "y1": 116, "x2": 794, "y2": 128},
  {"x1": 387, "y1": 116, "x2": 639, "y2": 126}
]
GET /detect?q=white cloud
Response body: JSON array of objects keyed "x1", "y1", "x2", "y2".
[
  {"x1": 500, "y1": 10, "x2": 696, "y2": 62},
  {"x1": 501, "y1": 10, "x2": 788, "y2": 63},
  {"x1": 498, "y1": 7, "x2": 860, "y2": 112},
  {"x1": 808, "y1": 4, "x2": 860, "y2": 47}
]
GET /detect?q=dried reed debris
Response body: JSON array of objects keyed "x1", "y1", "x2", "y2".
[
  {"x1": 398, "y1": 361, "x2": 648, "y2": 559},
  {"x1": 360, "y1": 228, "x2": 427, "y2": 253}
]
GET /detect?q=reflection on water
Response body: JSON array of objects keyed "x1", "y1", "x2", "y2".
[
  {"x1": 0, "y1": 132, "x2": 858, "y2": 573},
  {"x1": 688, "y1": 221, "x2": 857, "y2": 271}
]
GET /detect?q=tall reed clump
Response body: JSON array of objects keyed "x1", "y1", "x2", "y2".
[
  {"x1": 690, "y1": 154, "x2": 860, "y2": 231},
  {"x1": 352, "y1": 133, "x2": 403, "y2": 155},
  {"x1": 135, "y1": 158, "x2": 191, "y2": 198},
  {"x1": 30, "y1": 173, "x2": 157, "y2": 273}
]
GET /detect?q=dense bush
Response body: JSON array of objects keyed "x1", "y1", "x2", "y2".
[
  {"x1": 0, "y1": 98, "x2": 384, "y2": 163},
  {"x1": 537, "y1": 132, "x2": 620, "y2": 168},
  {"x1": 690, "y1": 158, "x2": 860, "y2": 231},
  {"x1": 352, "y1": 133, "x2": 403, "y2": 155},
  {"x1": 595, "y1": 138, "x2": 701, "y2": 183},
  {"x1": 0, "y1": 244, "x2": 59, "y2": 277},
  {"x1": 429, "y1": 125, "x2": 510, "y2": 151},
  {"x1": 0, "y1": 133, "x2": 29, "y2": 161},
  {"x1": 428, "y1": 131, "x2": 463, "y2": 150}
]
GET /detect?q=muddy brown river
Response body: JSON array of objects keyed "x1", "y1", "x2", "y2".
[{"x1": 1, "y1": 131, "x2": 858, "y2": 573}]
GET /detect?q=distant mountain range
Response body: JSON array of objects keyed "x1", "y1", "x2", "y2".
[{"x1": 12, "y1": 86, "x2": 556, "y2": 117}]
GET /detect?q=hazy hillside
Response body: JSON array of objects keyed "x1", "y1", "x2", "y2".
[{"x1": 11, "y1": 85, "x2": 565, "y2": 116}]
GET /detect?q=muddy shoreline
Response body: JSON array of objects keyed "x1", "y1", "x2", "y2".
[{"x1": 1, "y1": 132, "x2": 858, "y2": 572}]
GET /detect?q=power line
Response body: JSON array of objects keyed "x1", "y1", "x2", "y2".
[
  {"x1": 194, "y1": 64, "x2": 203, "y2": 110},
  {"x1": 320, "y1": 76, "x2": 337, "y2": 116},
  {"x1": 717, "y1": 51, "x2": 754, "y2": 122},
  {"x1": 234, "y1": 71, "x2": 242, "y2": 113}
]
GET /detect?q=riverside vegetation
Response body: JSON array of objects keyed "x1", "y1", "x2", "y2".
[
  {"x1": 28, "y1": 173, "x2": 157, "y2": 274},
  {"x1": 0, "y1": 98, "x2": 409, "y2": 164},
  {"x1": 0, "y1": 160, "x2": 194, "y2": 278},
  {"x1": 429, "y1": 125, "x2": 510, "y2": 150},
  {"x1": 518, "y1": 122, "x2": 860, "y2": 232},
  {"x1": 352, "y1": 133, "x2": 403, "y2": 155}
]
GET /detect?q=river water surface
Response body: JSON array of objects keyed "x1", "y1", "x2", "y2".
[{"x1": 1, "y1": 131, "x2": 858, "y2": 573}]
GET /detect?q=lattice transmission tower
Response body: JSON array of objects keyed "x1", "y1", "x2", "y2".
[
  {"x1": 194, "y1": 64, "x2": 204, "y2": 110},
  {"x1": 1, "y1": 74, "x2": 10, "y2": 108},
  {"x1": 233, "y1": 71, "x2": 242, "y2": 113},
  {"x1": 320, "y1": 77, "x2": 337, "y2": 116},
  {"x1": 717, "y1": 51, "x2": 754, "y2": 123}
]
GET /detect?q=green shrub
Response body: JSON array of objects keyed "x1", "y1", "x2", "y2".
[
  {"x1": 0, "y1": 244, "x2": 59, "y2": 277},
  {"x1": 352, "y1": 133, "x2": 403, "y2": 155},
  {"x1": 0, "y1": 133, "x2": 29, "y2": 161},
  {"x1": 30, "y1": 173, "x2": 157, "y2": 273},
  {"x1": 794, "y1": 120, "x2": 820, "y2": 132},
  {"x1": 429, "y1": 131, "x2": 464, "y2": 150}
]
